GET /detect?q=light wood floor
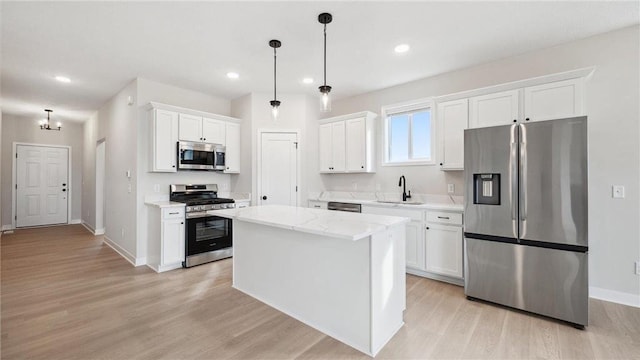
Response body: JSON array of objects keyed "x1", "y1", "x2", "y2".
[{"x1": 1, "y1": 225, "x2": 639, "y2": 359}]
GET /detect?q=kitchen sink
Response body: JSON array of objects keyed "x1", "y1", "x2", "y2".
[{"x1": 375, "y1": 200, "x2": 424, "y2": 205}]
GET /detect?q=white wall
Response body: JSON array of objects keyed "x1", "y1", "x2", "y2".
[
  {"x1": 330, "y1": 25, "x2": 640, "y2": 304},
  {"x1": 82, "y1": 79, "x2": 139, "y2": 262},
  {"x1": 230, "y1": 92, "x2": 318, "y2": 206},
  {"x1": 1, "y1": 114, "x2": 84, "y2": 227}
]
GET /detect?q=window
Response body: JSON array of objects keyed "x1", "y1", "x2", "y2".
[{"x1": 383, "y1": 99, "x2": 435, "y2": 165}]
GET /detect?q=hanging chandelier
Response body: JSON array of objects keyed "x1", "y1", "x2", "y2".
[
  {"x1": 39, "y1": 109, "x2": 61, "y2": 131},
  {"x1": 318, "y1": 12, "x2": 332, "y2": 112},
  {"x1": 269, "y1": 39, "x2": 282, "y2": 120}
]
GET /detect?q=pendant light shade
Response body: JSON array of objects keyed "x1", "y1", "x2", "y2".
[
  {"x1": 318, "y1": 12, "x2": 332, "y2": 112},
  {"x1": 39, "y1": 109, "x2": 61, "y2": 131},
  {"x1": 269, "y1": 39, "x2": 282, "y2": 120}
]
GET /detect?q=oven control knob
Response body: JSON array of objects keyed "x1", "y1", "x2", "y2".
[
  {"x1": 194, "y1": 206, "x2": 201, "y2": 211},
  {"x1": 186, "y1": 206, "x2": 193, "y2": 212},
  {"x1": 220, "y1": 204, "x2": 227, "y2": 209}
]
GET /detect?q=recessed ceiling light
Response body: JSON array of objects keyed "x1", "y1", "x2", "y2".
[
  {"x1": 394, "y1": 44, "x2": 410, "y2": 53},
  {"x1": 55, "y1": 75, "x2": 71, "y2": 83},
  {"x1": 302, "y1": 78, "x2": 314, "y2": 84},
  {"x1": 226, "y1": 72, "x2": 239, "y2": 79}
]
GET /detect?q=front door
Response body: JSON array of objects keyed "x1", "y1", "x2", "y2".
[
  {"x1": 259, "y1": 132, "x2": 298, "y2": 206},
  {"x1": 16, "y1": 145, "x2": 69, "y2": 227}
]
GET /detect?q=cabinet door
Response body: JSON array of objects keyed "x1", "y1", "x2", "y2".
[
  {"x1": 405, "y1": 220, "x2": 426, "y2": 271},
  {"x1": 331, "y1": 121, "x2": 346, "y2": 172},
  {"x1": 152, "y1": 109, "x2": 178, "y2": 172},
  {"x1": 425, "y1": 224, "x2": 463, "y2": 278},
  {"x1": 345, "y1": 117, "x2": 366, "y2": 172},
  {"x1": 319, "y1": 123, "x2": 333, "y2": 172},
  {"x1": 202, "y1": 118, "x2": 226, "y2": 144},
  {"x1": 224, "y1": 122, "x2": 240, "y2": 173},
  {"x1": 437, "y1": 99, "x2": 468, "y2": 170},
  {"x1": 178, "y1": 114, "x2": 202, "y2": 142},
  {"x1": 162, "y1": 219, "x2": 185, "y2": 266},
  {"x1": 524, "y1": 78, "x2": 584, "y2": 122},
  {"x1": 469, "y1": 89, "x2": 520, "y2": 129}
]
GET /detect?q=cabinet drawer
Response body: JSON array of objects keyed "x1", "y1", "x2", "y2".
[
  {"x1": 163, "y1": 207, "x2": 185, "y2": 220},
  {"x1": 426, "y1": 211, "x2": 462, "y2": 225}
]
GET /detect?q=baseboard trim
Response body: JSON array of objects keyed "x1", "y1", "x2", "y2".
[
  {"x1": 95, "y1": 228, "x2": 105, "y2": 235},
  {"x1": 70, "y1": 219, "x2": 82, "y2": 224},
  {"x1": 406, "y1": 268, "x2": 464, "y2": 287},
  {"x1": 2, "y1": 225, "x2": 14, "y2": 231},
  {"x1": 590, "y1": 286, "x2": 640, "y2": 308},
  {"x1": 81, "y1": 221, "x2": 96, "y2": 234},
  {"x1": 102, "y1": 236, "x2": 146, "y2": 267}
]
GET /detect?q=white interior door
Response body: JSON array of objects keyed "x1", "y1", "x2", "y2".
[
  {"x1": 96, "y1": 141, "x2": 106, "y2": 233},
  {"x1": 16, "y1": 145, "x2": 69, "y2": 227},
  {"x1": 260, "y1": 133, "x2": 297, "y2": 206}
]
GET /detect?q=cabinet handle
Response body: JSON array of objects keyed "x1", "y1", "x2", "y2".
[
  {"x1": 513, "y1": 119, "x2": 517, "y2": 123},
  {"x1": 426, "y1": 227, "x2": 430, "y2": 230},
  {"x1": 181, "y1": 222, "x2": 184, "y2": 225},
  {"x1": 227, "y1": 167, "x2": 229, "y2": 170},
  {"x1": 361, "y1": 165, "x2": 364, "y2": 169},
  {"x1": 169, "y1": 212, "x2": 179, "y2": 215},
  {"x1": 200, "y1": 137, "x2": 203, "y2": 140},
  {"x1": 262, "y1": 196, "x2": 267, "y2": 200},
  {"x1": 437, "y1": 216, "x2": 450, "y2": 220},
  {"x1": 525, "y1": 118, "x2": 530, "y2": 121},
  {"x1": 203, "y1": 138, "x2": 206, "y2": 141},
  {"x1": 172, "y1": 165, "x2": 176, "y2": 168},
  {"x1": 439, "y1": 163, "x2": 443, "y2": 166}
]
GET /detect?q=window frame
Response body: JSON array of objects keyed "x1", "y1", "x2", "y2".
[{"x1": 381, "y1": 98, "x2": 436, "y2": 166}]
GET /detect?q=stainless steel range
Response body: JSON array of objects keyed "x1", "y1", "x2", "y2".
[{"x1": 169, "y1": 184, "x2": 235, "y2": 268}]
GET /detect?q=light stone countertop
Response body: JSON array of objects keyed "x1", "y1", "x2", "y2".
[
  {"x1": 212, "y1": 205, "x2": 410, "y2": 241},
  {"x1": 144, "y1": 200, "x2": 186, "y2": 209},
  {"x1": 309, "y1": 191, "x2": 464, "y2": 212}
]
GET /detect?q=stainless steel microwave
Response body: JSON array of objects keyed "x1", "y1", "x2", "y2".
[{"x1": 177, "y1": 141, "x2": 225, "y2": 171}]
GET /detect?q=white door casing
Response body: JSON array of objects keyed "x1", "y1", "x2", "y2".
[
  {"x1": 259, "y1": 132, "x2": 298, "y2": 206},
  {"x1": 15, "y1": 144, "x2": 69, "y2": 227}
]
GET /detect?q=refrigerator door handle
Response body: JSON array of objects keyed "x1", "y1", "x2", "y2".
[
  {"x1": 509, "y1": 124, "x2": 518, "y2": 238},
  {"x1": 519, "y1": 123, "x2": 528, "y2": 238}
]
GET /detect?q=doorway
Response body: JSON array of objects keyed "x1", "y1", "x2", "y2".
[
  {"x1": 258, "y1": 132, "x2": 298, "y2": 206},
  {"x1": 14, "y1": 144, "x2": 69, "y2": 227},
  {"x1": 95, "y1": 140, "x2": 106, "y2": 235}
]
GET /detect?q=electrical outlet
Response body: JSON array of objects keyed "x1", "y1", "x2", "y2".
[
  {"x1": 612, "y1": 185, "x2": 625, "y2": 198},
  {"x1": 447, "y1": 184, "x2": 455, "y2": 194},
  {"x1": 153, "y1": 184, "x2": 160, "y2": 193},
  {"x1": 635, "y1": 261, "x2": 640, "y2": 275},
  {"x1": 121, "y1": 228, "x2": 125, "y2": 239},
  {"x1": 127, "y1": 184, "x2": 132, "y2": 193}
]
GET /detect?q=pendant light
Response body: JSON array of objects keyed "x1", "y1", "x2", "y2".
[
  {"x1": 39, "y1": 109, "x2": 61, "y2": 131},
  {"x1": 269, "y1": 39, "x2": 282, "y2": 120},
  {"x1": 318, "y1": 12, "x2": 332, "y2": 112}
]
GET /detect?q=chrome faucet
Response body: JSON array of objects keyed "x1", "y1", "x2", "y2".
[{"x1": 398, "y1": 175, "x2": 411, "y2": 201}]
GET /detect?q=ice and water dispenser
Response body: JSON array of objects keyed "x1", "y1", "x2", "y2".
[{"x1": 473, "y1": 174, "x2": 500, "y2": 205}]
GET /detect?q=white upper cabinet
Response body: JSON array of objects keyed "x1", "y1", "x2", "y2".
[
  {"x1": 319, "y1": 122, "x2": 345, "y2": 172},
  {"x1": 150, "y1": 109, "x2": 178, "y2": 172},
  {"x1": 345, "y1": 117, "x2": 366, "y2": 171},
  {"x1": 224, "y1": 122, "x2": 240, "y2": 173},
  {"x1": 202, "y1": 117, "x2": 226, "y2": 145},
  {"x1": 178, "y1": 114, "x2": 203, "y2": 142},
  {"x1": 437, "y1": 99, "x2": 468, "y2": 170},
  {"x1": 469, "y1": 89, "x2": 520, "y2": 129},
  {"x1": 319, "y1": 111, "x2": 376, "y2": 174},
  {"x1": 179, "y1": 115, "x2": 226, "y2": 144},
  {"x1": 524, "y1": 78, "x2": 584, "y2": 122}
]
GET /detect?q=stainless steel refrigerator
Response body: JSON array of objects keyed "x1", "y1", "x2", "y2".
[{"x1": 463, "y1": 116, "x2": 588, "y2": 327}]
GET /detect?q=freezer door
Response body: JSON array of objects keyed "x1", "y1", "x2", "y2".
[
  {"x1": 464, "y1": 124, "x2": 518, "y2": 240},
  {"x1": 519, "y1": 117, "x2": 588, "y2": 248},
  {"x1": 464, "y1": 238, "x2": 588, "y2": 326}
]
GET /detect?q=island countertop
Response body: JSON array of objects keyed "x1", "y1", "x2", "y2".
[{"x1": 212, "y1": 205, "x2": 410, "y2": 241}]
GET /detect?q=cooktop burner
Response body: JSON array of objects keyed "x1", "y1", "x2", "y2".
[{"x1": 169, "y1": 184, "x2": 234, "y2": 211}]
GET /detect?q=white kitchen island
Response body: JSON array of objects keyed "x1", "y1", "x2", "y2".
[{"x1": 213, "y1": 205, "x2": 409, "y2": 356}]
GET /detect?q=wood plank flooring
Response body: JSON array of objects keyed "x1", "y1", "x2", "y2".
[{"x1": 1, "y1": 225, "x2": 639, "y2": 359}]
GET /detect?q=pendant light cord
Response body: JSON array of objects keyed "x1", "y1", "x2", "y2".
[
  {"x1": 273, "y1": 46, "x2": 277, "y2": 101},
  {"x1": 323, "y1": 23, "x2": 327, "y2": 87}
]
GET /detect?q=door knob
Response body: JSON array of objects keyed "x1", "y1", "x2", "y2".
[
  {"x1": 62, "y1": 183, "x2": 66, "y2": 186},
  {"x1": 262, "y1": 196, "x2": 267, "y2": 200}
]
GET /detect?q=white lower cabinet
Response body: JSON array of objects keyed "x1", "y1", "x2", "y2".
[
  {"x1": 362, "y1": 205, "x2": 463, "y2": 284},
  {"x1": 425, "y1": 223, "x2": 463, "y2": 278},
  {"x1": 405, "y1": 220, "x2": 426, "y2": 270},
  {"x1": 147, "y1": 205, "x2": 185, "y2": 273}
]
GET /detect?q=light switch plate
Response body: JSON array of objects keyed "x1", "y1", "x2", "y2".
[
  {"x1": 447, "y1": 184, "x2": 455, "y2": 194},
  {"x1": 612, "y1": 185, "x2": 625, "y2": 198}
]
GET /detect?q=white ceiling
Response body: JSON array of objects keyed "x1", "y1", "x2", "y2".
[{"x1": 1, "y1": 1, "x2": 638, "y2": 123}]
